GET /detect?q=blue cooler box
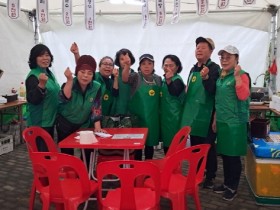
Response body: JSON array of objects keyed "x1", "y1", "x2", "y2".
[{"x1": 251, "y1": 132, "x2": 280, "y2": 159}]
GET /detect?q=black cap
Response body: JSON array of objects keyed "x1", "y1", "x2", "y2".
[
  {"x1": 196, "y1": 37, "x2": 215, "y2": 50},
  {"x1": 139, "y1": 54, "x2": 154, "y2": 63}
]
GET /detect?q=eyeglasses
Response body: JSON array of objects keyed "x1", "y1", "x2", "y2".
[
  {"x1": 101, "y1": 63, "x2": 114, "y2": 67},
  {"x1": 219, "y1": 56, "x2": 232, "y2": 61}
]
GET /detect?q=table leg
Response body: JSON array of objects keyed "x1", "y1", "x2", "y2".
[
  {"x1": 90, "y1": 149, "x2": 98, "y2": 181},
  {"x1": 18, "y1": 104, "x2": 24, "y2": 144},
  {"x1": 123, "y1": 149, "x2": 130, "y2": 168}
]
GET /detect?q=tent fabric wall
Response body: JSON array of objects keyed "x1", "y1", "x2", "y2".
[
  {"x1": 0, "y1": 3, "x2": 274, "y2": 94},
  {"x1": 0, "y1": 7, "x2": 34, "y2": 95},
  {"x1": 40, "y1": 12, "x2": 271, "y2": 87}
]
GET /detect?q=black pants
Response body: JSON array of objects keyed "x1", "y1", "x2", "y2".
[
  {"x1": 134, "y1": 146, "x2": 154, "y2": 160},
  {"x1": 222, "y1": 155, "x2": 242, "y2": 191},
  {"x1": 35, "y1": 126, "x2": 55, "y2": 152},
  {"x1": 56, "y1": 115, "x2": 81, "y2": 155},
  {"x1": 190, "y1": 125, "x2": 217, "y2": 180}
]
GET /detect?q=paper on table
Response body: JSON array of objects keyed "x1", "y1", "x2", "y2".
[
  {"x1": 94, "y1": 132, "x2": 112, "y2": 138},
  {"x1": 112, "y1": 134, "x2": 144, "y2": 139}
]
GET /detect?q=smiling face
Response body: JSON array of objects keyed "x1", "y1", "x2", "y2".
[
  {"x1": 99, "y1": 57, "x2": 114, "y2": 78},
  {"x1": 77, "y1": 69, "x2": 94, "y2": 88},
  {"x1": 219, "y1": 52, "x2": 238, "y2": 71},
  {"x1": 195, "y1": 42, "x2": 213, "y2": 64},
  {"x1": 140, "y1": 59, "x2": 154, "y2": 76},
  {"x1": 36, "y1": 51, "x2": 51, "y2": 68}
]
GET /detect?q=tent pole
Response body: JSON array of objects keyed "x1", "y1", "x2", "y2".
[{"x1": 268, "y1": 5, "x2": 278, "y2": 94}]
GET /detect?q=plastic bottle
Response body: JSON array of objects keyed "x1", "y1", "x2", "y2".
[{"x1": 19, "y1": 82, "x2": 26, "y2": 100}]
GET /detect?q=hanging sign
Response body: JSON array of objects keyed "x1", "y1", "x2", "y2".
[
  {"x1": 37, "y1": 0, "x2": 49, "y2": 23},
  {"x1": 156, "y1": 0, "x2": 165, "y2": 26},
  {"x1": 142, "y1": 0, "x2": 149, "y2": 28},
  {"x1": 217, "y1": 0, "x2": 229, "y2": 9},
  {"x1": 7, "y1": 0, "x2": 20, "y2": 19},
  {"x1": 196, "y1": 0, "x2": 209, "y2": 16},
  {"x1": 62, "y1": 0, "x2": 72, "y2": 26},
  {"x1": 171, "y1": 0, "x2": 181, "y2": 24},
  {"x1": 85, "y1": 0, "x2": 95, "y2": 30},
  {"x1": 243, "y1": 0, "x2": 256, "y2": 5}
]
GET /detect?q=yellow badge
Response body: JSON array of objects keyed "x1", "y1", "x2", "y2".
[
  {"x1": 192, "y1": 76, "x2": 196, "y2": 82},
  {"x1": 160, "y1": 91, "x2": 163, "y2": 97},
  {"x1": 103, "y1": 94, "x2": 109, "y2": 101},
  {"x1": 89, "y1": 98, "x2": 93, "y2": 102},
  {"x1": 149, "y1": 89, "x2": 155, "y2": 96}
]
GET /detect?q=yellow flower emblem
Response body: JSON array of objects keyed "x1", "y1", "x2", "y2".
[
  {"x1": 149, "y1": 89, "x2": 155, "y2": 96},
  {"x1": 192, "y1": 76, "x2": 196, "y2": 82},
  {"x1": 103, "y1": 94, "x2": 109, "y2": 101}
]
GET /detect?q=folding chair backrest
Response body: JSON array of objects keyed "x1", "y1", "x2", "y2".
[
  {"x1": 166, "y1": 126, "x2": 191, "y2": 157},
  {"x1": 22, "y1": 126, "x2": 58, "y2": 153},
  {"x1": 161, "y1": 144, "x2": 210, "y2": 191},
  {"x1": 97, "y1": 160, "x2": 161, "y2": 209}
]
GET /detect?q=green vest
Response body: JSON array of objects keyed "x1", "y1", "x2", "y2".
[
  {"x1": 216, "y1": 69, "x2": 250, "y2": 156},
  {"x1": 129, "y1": 74, "x2": 160, "y2": 146},
  {"x1": 111, "y1": 68, "x2": 133, "y2": 115},
  {"x1": 180, "y1": 71, "x2": 215, "y2": 137},
  {"x1": 58, "y1": 78, "x2": 101, "y2": 128},
  {"x1": 160, "y1": 74, "x2": 185, "y2": 147},
  {"x1": 95, "y1": 72, "x2": 114, "y2": 116},
  {"x1": 26, "y1": 67, "x2": 60, "y2": 127}
]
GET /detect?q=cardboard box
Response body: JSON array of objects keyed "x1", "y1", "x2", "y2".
[
  {"x1": 0, "y1": 134, "x2": 13, "y2": 155},
  {"x1": 245, "y1": 147, "x2": 280, "y2": 198}
]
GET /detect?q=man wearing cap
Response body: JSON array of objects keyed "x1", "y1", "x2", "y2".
[
  {"x1": 180, "y1": 37, "x2": 220, "y2": 189},
  {"x1": 122, "y1": 53, "x2": 162, "y2": 160},
  {"x1": 213, "y1": 45, "x2": 250, "y2": 201},
  {"x1": 56, "y1": 55, "x2": 104, "y2": 156}
]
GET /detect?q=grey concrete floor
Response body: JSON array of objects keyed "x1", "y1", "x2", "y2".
[{"x1": 0, "y1": 143, "x2": 279, "y2": 210}]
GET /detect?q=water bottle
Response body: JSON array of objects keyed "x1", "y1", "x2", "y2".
[{"x1": 19, "y1": 82, "x2": 26, "y2": 100}]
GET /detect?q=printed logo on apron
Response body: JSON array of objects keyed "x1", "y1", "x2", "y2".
[
  {"x1": 103, "y1": 94, "x2": 109, "y2": 101},
  {"x1": 149, "y1": 89, "x2": 155, "y2": 96},
  {"x1": 192, "y1": 75, "x2": 197, "y2": 82}
]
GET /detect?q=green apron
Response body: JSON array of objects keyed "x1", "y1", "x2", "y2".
[
  {"x1": 129, "y1": 75, "x2": 160, "y2": 146},
  {"x1": 111, "y1": 68, "x2": 132, "y2": 115},
  {"x1": 160, "y1": 75, "x2": 185, "y2": 147},
  {"x1": 180, "y1": 71, "x2": 214, "y2": 137},
  {"x1": 216, "y1": 69, "x2": 249, "y2": 156},
  {"x1": 26, "y1": 67, "x2": 60, "y2": 127},
  {"x1": 95, "y1": 73, "x2": 114, "y2": 116},
  {"x1": 216, "y1": 122, "x2": 247, "y2": 156}
]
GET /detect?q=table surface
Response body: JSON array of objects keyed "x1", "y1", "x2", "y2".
[
  {"x1": 0, "y1": 100, "x2": 26, "y2": 110},
  {"x1": 249, "y1": 104, "x2": 270, "y2": 111},
  {"x1": 59, "y1": 127, "x2": 148, "y2": 149}
]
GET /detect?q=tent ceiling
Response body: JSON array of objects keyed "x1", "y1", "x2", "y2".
[{"x1": 0, "y1": 0, "x2": 279, "y2": 14}]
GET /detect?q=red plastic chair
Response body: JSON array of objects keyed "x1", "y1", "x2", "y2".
[
  {"x1": 22, "y1": 126, "x2": 59, "y2": 210},
  {"x1": 147, "y1": 126, "x2": 191, "y2": 171},
  {"x1": 97, "y1": 150, "x2": 135, "y2": 164},
  {"x1": 145, "y1": 144, "x2": 210, "y2": 210},
  {"x1": 97, "y1": 160, "x2": 161, "y2": 210},
  {"x1": 31, "y1": 152, "x2": 98, "y2": 210},
  {"x1": 22, "y1": 126, "x2": 58, "y2": 154}
]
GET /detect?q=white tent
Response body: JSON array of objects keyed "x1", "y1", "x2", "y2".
[{"x1": 0, "y1": 0, "x2": 279, "y2": 95}]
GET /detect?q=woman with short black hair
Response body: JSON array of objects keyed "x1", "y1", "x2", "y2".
[{"x1": 26, "y1": 44, "x2": 60, "y2": 151}]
